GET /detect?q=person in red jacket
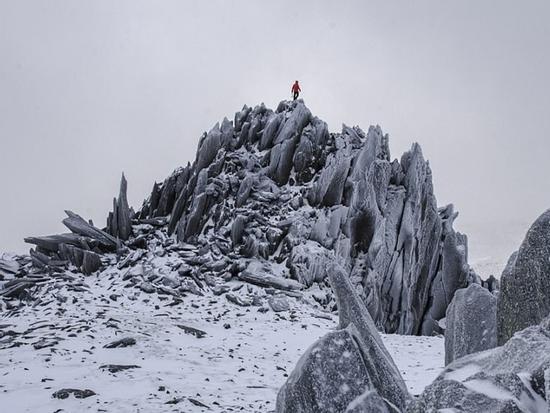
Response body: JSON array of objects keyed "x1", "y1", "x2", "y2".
[{"x1": 291, "y1": 80, "x2": 301, "y2": 100}]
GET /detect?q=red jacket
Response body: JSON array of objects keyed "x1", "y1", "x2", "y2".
[{"x1": 292, "y1": 82, "x2": 301, "y2": 93}]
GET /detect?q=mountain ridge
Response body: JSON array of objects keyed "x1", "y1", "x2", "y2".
[{"x1": 13, "y1": 99, "x2": 480, "y2": 336}]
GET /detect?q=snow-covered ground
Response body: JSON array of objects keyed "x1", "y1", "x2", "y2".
[{"x1": 0, "y1": 268, "x2": 443, "y2": 412}]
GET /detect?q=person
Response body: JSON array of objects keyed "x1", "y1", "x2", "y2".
[{"x1": 291, "y1": 80, "x2": 301, "y2": 100}]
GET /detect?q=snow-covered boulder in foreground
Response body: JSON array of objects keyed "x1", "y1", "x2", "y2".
[
  {"x1": 497, "y1": 209, "x2": 550, "y2": 345},
  {"x1": 445, "y1": 283, "x2": 497, "y2": 365},
  {"x1": 276, "y1": 262, "x2": 409, "y2": 412},
  {"x1": 410, "y1": 316, "x2": 550, "y2": 412}
]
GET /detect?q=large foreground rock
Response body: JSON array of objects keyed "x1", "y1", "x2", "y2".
[
  {"x1": 445, "y1": 283, "x2": 497, "y2": 365},
  {"x1": 497, "y1": 209, "x2": 550, "y2": 345},
  {"x1": 276, "y1": 263, "x2": 409, "y2": 412},
  {"x1": 410, "y1": 317, "x2": 550, "y2": 412}
]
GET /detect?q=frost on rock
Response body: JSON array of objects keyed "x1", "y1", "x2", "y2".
[
  {"x1": 497, "y1": 209, "x2": 550, "y2": 345},
  {"x1": 445, "y1": 283, "x2": 497, "y2": 365},
  {"x1": 9, "y1": 99, "x2": 478, "y2": 337},
  {"x1": 410, "y1": 316, "x2": 550, "y2": 412},
  {"x1": 276, "y1": 262, "x2": 410, "y2": 413}
]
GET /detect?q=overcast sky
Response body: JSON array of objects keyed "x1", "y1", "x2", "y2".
[{"x1": 1, "y1": 1, "x2": 549, "y2": 271}]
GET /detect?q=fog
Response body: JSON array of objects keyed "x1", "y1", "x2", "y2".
[{"x1": 1, "y1": 1, "x2": 549, "y2": 273}]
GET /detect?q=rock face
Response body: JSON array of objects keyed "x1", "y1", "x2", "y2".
[
  {"x1": 497, "y1": 209, "x2": 550, "y2": 345},
  {"x1": 276, "y1": 262, "x2": 410, "y2": 413},
  {"x1": 132, "y1": 100, "x2": 476, "y2": 336},
  {"x1": 445, "y1": 283, "x2": 497, "y2": 365},
  {"x1": 15, "y1": 99, "x2": 477, "y2": 336},
  {"x1": 410, "y1": 316, "x2": 550, "y2": 412}
]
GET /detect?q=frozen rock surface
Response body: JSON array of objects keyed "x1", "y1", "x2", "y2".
[
  {"x1": 445, "y1": 283, "x2": 497, "y2": 365},
  {"x1": 14, "y1": 99, "x2": 475, "y2": 336},
  {"x1": 410, "y1": 316, "x2": 550, "y2": 412},
  {"x1": 4, "y1": 101, "x2": 477, "y2": 353},
  {"x1": 497, "y1": 209, "x2": 550, "y2": 345},
  {"x1": 276, "y1": 262, "x2": 410, "y2": 412},
  {"x1": 0, "y1": 263, "x2": 443, "y2": 412}
]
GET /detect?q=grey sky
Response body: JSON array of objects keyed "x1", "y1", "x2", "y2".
[{"x1": 1, "y1": 1, "x2": 549, "y2": 271}]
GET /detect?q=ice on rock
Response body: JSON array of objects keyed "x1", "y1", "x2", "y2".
[
  {"x1": 410, "y1": 316, "x2": 550, "y2": 412},
  {"x1": 14, "y1": 99, "x2": 477, "y2": 339},
  {"x1": 444, "y1": 283, "x2": 497, "y2": 365},
  {"x1": 497, "y1": 209, "x2": 550, "y2": 345},
  {"x1": 276, "y1": 262, "x2": 410, "y2": 412}
]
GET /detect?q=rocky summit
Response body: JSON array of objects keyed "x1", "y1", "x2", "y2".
[
  {"x1": 3, "y1": 99, "x2": 550, "y2": 413},
  {"x1": 10, "y1": 99, "x2": 477, "y2": 337}
]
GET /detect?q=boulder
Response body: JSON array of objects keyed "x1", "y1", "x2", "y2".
[
  {"x1": 268, "y1": 295, "x2": 290, "y2": 312},
  {"x1": 410, "y1": 317, "x2": 550, "y2": 412},
  {"x1": 276, "y1": 326, "x2": 390, "y2": 413},
  {"x1": 497, "y1": 209, "x2": 550, "y2": 345},
  {"x1": 288, "y1": 241, "x2": 332, "y2": 287},
  {"x1": 276, "y1": 262, "x2": 410, "y2": 412},
  {"x1": 445, "y1": 283, "x2": 497, "y2": 365}
]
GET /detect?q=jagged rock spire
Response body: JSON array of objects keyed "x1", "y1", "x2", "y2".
[
  {"x1": 133, "y1": 99, "x2": 476, "y2": 335},
  {"x1": 22, "y1": 99, "x2": 478, "y2": 336}
]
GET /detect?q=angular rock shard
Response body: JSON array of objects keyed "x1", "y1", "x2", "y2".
[
  {"x1": 276, "y1": 261, "x2": 410, "y2": 413},
  {"x1": 107, "y1": 173, "x2": 133, "y2": 241}
]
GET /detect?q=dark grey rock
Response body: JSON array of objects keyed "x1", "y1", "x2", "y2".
[
  {"x1": 52, "y1": 388, "x2": 96, "y2": 399},
  {"x1": 155, "y1": 174, "x2": 177, "y2": 217},
  {"x1": 238, "y1": 262, "x2": 304, "y2": 291},
  {"x1": 497, "y1": 210, "x2": 550, "y2": 345},
  {"x1": 268, "y1": 295, "x2": 290, "y2": 312},
  {"x1": 231, "y1": 215, "x2": 246, "y2": 247},
  {"x1": 176, "y1": 324, "x2": 207, "y2": 338},
  {"x1": 410, "y1": 317, "x2": 550, "y2": 412},
  {"x1": 328, "y1": 263, "x2": 410, "y2": 410},
  {"x1": 288, "y1": 241, "x2": 331, "y2": 287},
  {"x1": 277, "y1": 327, "x2": 380, "y2": 413},
  {"x1": 24, "y1": 233, "x2": 95, "y2": 253},
  {"x1": 0, "y1": 257, "x2": 20, "y2": 275},
  {"x1": 62, "y1": 210, "x2": 118, "y2": 250},
  {"x1": 103, "y1": 337, "x2": 136, "y2": 348},
  {"x1": 345, "y1": 390, "x2": 394, "y2": 413},
  {"x1": 139, "y1": 282, "x2": 156, "y2": 294},
  {"x1": 196, "y1": 124, "x2": 222, "y2": 171},
  {"x1": 277, "y1": 262, "x2": 409, "y2": 413},
  {"x1": 445, "y1": 283, "x2": 497, "y2": 365},
  {"x1": 81, "y1": 250, "x2": 102, "y2": 275},
  {"x1": 225, "y1": 293, "x2": 253, "y2": 306},
  {"x1": 20, "y1": 99, "x2": 475, "y2": 339}
]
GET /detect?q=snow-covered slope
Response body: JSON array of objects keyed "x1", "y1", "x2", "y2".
[{"x1": 0, "y1": 263, "x2": 443, "y2": 412}]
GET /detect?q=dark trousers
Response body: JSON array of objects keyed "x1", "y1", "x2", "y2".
[{"x1": 293, "y1": 91, "x2": 299, "y2": 100}]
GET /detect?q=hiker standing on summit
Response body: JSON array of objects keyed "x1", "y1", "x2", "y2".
[{"x1": 291, "y1": 80, "x2": 301, "y2": 100}]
